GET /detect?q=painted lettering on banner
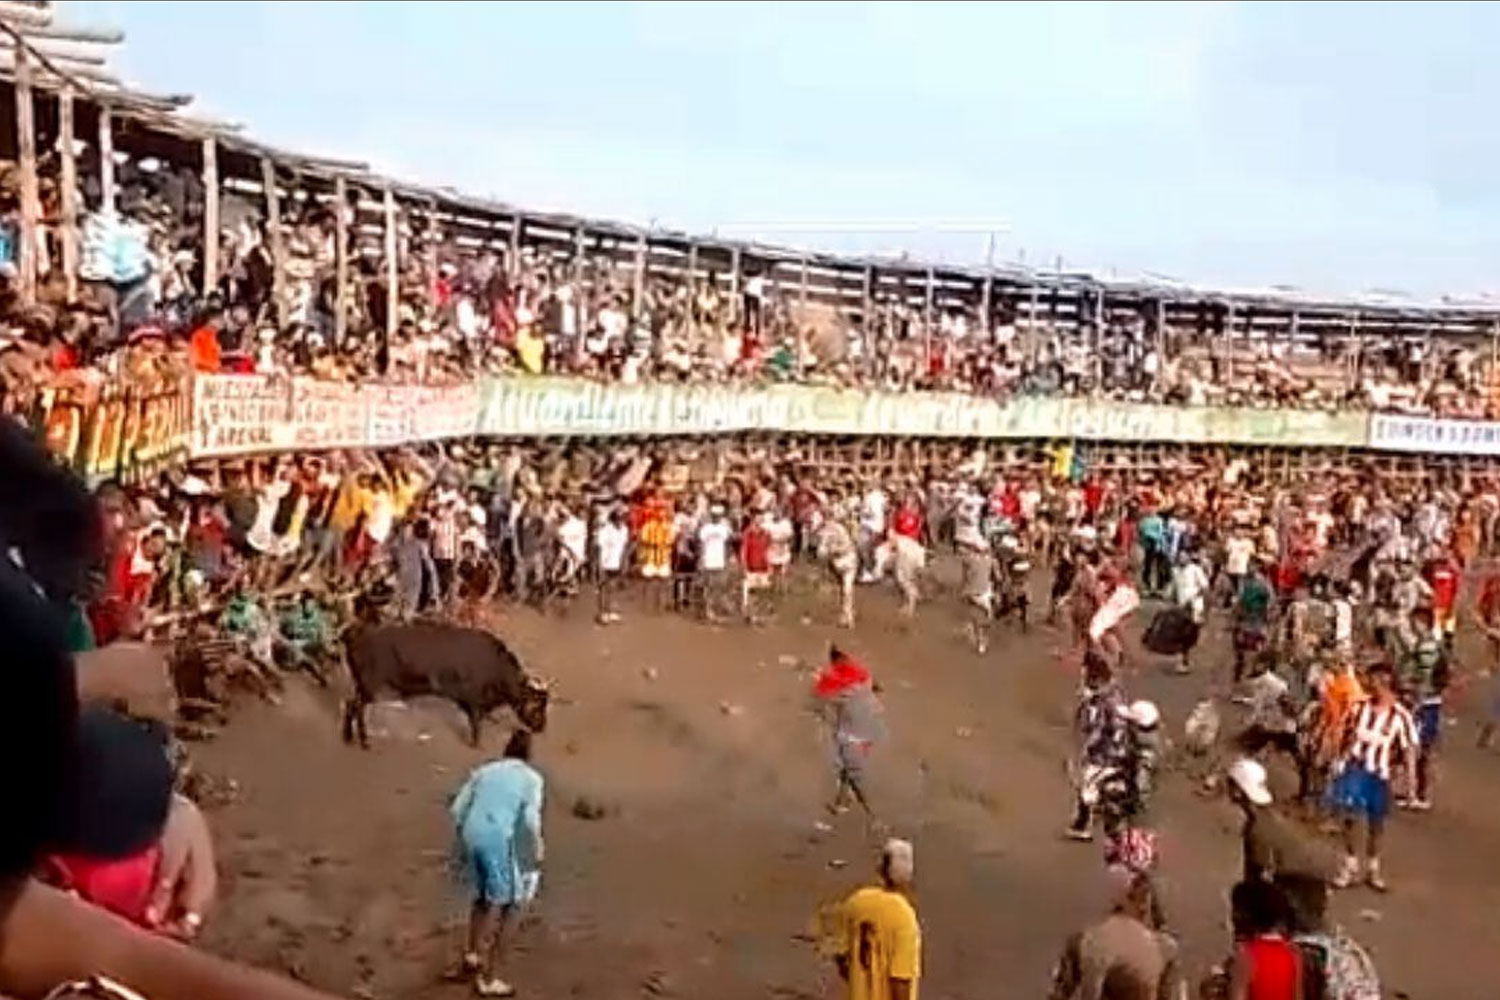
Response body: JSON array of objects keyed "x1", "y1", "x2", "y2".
[
  {"x1": 1369, "y1": 413, "x2": 1500, "y2": 455},
  {"x1": 290, "y1": 378, "x2": 367, "y2": 451},
  {"x1": 193, "y1": 375, "x2": 290, "y2": 456}
]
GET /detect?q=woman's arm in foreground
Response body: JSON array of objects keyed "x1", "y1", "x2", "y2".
[{"x1": 0, "y1": 880, "x2": 343, "y2": 1000}]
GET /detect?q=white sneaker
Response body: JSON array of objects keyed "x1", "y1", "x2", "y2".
[
  {"x1": 474, "y1": 978, "x2": 515, "y2": 998},
  {"x1": 1332, "y1": 854, "x2": 1358, "y2": 889}
]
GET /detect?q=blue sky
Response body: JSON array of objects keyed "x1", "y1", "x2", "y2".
[{"x1": 66, "y1": 1, "x2": 1500, "y2": 299}]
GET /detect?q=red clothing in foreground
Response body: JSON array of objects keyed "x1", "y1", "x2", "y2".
[
  {"x1": 893, "y1": 506, "x2": 923, "y2": 541},
  {"x1": 44, "y1": 845, "x2": 162, "y2": 927},
  {"x1": 1238, "y1": 935, "x2": 1301, "y2": 1000}
]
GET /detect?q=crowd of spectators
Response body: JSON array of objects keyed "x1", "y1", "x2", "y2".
[{"x1": 0, "y1": 146, "x2": 1494, "y2": 422}]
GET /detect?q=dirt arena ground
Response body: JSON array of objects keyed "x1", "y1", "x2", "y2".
[{"x1": 193, "y1": 564, "x2": 1500, "y2": 1000}]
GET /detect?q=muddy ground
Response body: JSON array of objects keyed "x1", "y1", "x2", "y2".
[{"x1": 194, "y1": 565, "x2": 1500, "y2": 999}]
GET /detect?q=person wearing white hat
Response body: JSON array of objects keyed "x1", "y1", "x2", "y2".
[
  {"x1": 829, "y1": 839, "x2": 920, "y2": 1000},
  {"x1": 1227, "y1": 758, "x2": 1341, "y2": 934}
]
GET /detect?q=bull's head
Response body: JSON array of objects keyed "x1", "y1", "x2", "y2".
[{"x1": 516, "y1": 675, "x2": 551, "y2": 733}]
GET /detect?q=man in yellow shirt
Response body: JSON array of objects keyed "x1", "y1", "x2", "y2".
[{"x1": 834, "y1": 839, "x2": 921, "y2": 1000}]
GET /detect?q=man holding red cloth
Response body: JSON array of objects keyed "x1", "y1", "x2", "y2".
[{"x1": 813, "y1": 647, "x2": 886, "y2": 822}]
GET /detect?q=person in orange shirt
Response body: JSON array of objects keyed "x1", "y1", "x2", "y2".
[
  {"x1": 1308, "y1": 658, "x2": 1366, "y2": 798},
  {"x1": 636, "y1": 492, "x2": 675, "y2": 611},
  {"x1": 187, "y1": 307, "x2": 223, "y2": 373}
]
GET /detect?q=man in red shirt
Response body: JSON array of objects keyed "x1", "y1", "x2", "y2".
[
  {"x1": 740, "y1": 512, "x2": 774, "y2": 624},
  {"x1": 91, "y1": 526, "x2": 167, "y2": 645},
  {"x1": 892, "y1": 497, "x2": 924, "y2": 545},
  {"x1": 1423, "y1": 546, "x2": 1461, "y2": 644}
]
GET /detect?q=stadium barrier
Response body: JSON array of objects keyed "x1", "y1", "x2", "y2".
[{"x1": 25, "y1": 374, "x2": 1500, "y2": 482}]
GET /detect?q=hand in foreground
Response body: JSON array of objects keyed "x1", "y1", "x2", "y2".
[{"x1": 145, "y1": 795, "x2": 217, "y2": 940}]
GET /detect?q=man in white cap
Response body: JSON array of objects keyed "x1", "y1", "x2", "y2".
[
  {"x1": 1226, "y1": 758, "x2": 1340, "y2": 934},
  {"x1": 831, "y1": 839, "x2": 920, "y2": 1000}
]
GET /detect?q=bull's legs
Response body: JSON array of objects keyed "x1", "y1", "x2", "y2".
[
  {"x1": 342, "y1": 696, "x2": 370, "y2": 748},
  {"x1": 462, "y1": 703, "x2": 484, "y2": 748}
]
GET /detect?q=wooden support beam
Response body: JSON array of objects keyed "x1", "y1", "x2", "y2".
[
  {"x1": 798, "y1": 255, "x2": 810, "y2": 375},
  {"x1": 923, "y1": 266, "x2": 935, "y2": 366},
  {"x1": 333, "y1": 175, "x2": 348, "y2": 347},
  {"x1": 200, "y1": 136, "x2": 218, "y2": 294},
  {"x1": 259, "y1": 157, "x2": 285, "y2": 326},
  {"x1": 508, "y1": 212, "x2": 522, "y2": 276},
  {"x1": 58, "y1": 84, "x2": 76, "y2": 302},
  {"x1": 97, "y1": 104, "x2": 114, "y2": 213},
  {"x1": 685, "y1": 241, "x2": 698, "y2": 339},
  {"x1": 384, "y1": 188, "x2": 398, "y2": 342},
  {"x1": 729, "y1": 245, "x2": 741, "y2": 299},
  {"x1": 632, "y1": 233, "x2": 646, "y2": 311},
  {"x1": 13, "y1": 41, "x2": 36, "y2": 304},
  {"x1": 862, "y1": 265, "x2": 874, "y2": 327}
]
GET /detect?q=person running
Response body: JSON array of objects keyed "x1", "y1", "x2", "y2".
[
  {"x1": 958, "y1": 533, "x2": 996, "y2": 654},
  {"x1": 1168, "y1": 549, "x2": 1210, "y2": 674},
  {"x1": 1474, "y1": 566, "x2": 1500, "y2": 751},
  {"x1": 1066, "y1": 651, "x2": 1127, "y2": 843},
  {"x1": 1392, "y1": 605, "x2": 1448, "y2": 811},
  {"x1": 1325, "y1": 662, "x2": 1418, "y2": 892},
  {"x1": 1233, "y1": 559, "x2": 1276, "y2": 694},
  {"x1": 1226, "y1": 758, "x2": 1341, "y2": 936},
  {"x1": 828, "y1": 839, "x2": 921, "y2": 1000},
  {"x1": 448, "y1": 730, "x2": 545, "y2": 998},
  {"x1": 813, "y1": 648, "x2": 886, "y2": 822}
]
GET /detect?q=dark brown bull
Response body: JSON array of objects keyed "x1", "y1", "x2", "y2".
[{"x1": 342, "y1": 621, "x2": 549, "y2": 748}]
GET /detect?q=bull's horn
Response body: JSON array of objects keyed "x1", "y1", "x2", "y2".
[{"x1": 525, "y1": 675, "x2": 552, "y2": 691}]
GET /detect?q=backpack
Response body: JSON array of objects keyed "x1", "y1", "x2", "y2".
[{"x1": 1295, "y1": 930, "x2": 1381, "y2": 1000}]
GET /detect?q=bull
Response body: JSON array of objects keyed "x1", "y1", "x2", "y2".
[{"x1": 341, "y1": 621, "x2": 550, "y2": 748}]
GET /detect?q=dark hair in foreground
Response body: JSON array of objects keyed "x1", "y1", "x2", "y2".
[
  {"x1": 0, "y1": 424, "x2": 101, "y2": 889},
  {"x1": 1230, "y1": 879, "x2": 1291, "y2": 938},
  {"x1": 0, "y1": 420, "x2": 104, "y2": 603}
]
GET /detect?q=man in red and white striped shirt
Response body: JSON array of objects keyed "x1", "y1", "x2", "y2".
[{"x1": 1325, "y1": 662, "x2": 1418, "y2": 892}]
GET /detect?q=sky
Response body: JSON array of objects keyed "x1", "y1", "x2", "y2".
[{"x1": 62, "y1": 1, "x2": 1500, "y2": 301}]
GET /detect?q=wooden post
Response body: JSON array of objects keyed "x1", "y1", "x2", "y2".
[
  {"x1": 97, "y1": 104, "x2": 115, "y2": 213},
  {"x1": 384, "y1": 188, "x2": 399, "y2": 342},
  {"x1": 798, "y1": 255, "x2": 810, "y2": 374},
  {"x1": 862, "y1": 264, "x2": 874, "y2": 330},
  {"x1": 14, "y1": 43, "x2": 37, "y2": 304},
  {"x1": 260, "y1": 158, "x2": 285, "y2": 327},
  {"x1": 1155, "y1": 297, "x2": 1167, "y2": 359},
  {"x1": 1490, "y1": 320, "x2": 1498, "y2": 404},
  {"x1": 632, "y1": 233, "x2": 646, "y2": 312},
  {"x1": 1225, "y1": 302, "x2": 1237, "y2": 381},
  {"x1": 924, "y1": 266, "x2": 936, "y2": 366},
  {"x1": 1094, "y1": 287, "x2": 1106, "y2": 380},
  {"x1": 1029, "y1": 283, "x2": 1042, "y2": 366},
  {"x1": 685, "y1": 241, "x2": 698, "y2": 339},
  {"x1": 423, "y1": 199, "x2": 439, "y2": 296},
  {"x1": 58, "y1": 86, "x2": 77, "y2": 303},
  {"x1": 980, "y1": 273, "x2": 994, "y2": 336},
  {"x1": 1350, "y1": 312, "x2": 1363, "y2": 388},
  {"x1": 332, "y1": 175, "x2": 348, "y2": 347},
  {"x1": 508, "y1": 213, "x2": 522, "y2": 276},
  {"x1": 729, "y1": 244, "x2": 742, "y2": 302},
  {"x1": 201, "y1": 137, "x2": 219, "y2": 294}
]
